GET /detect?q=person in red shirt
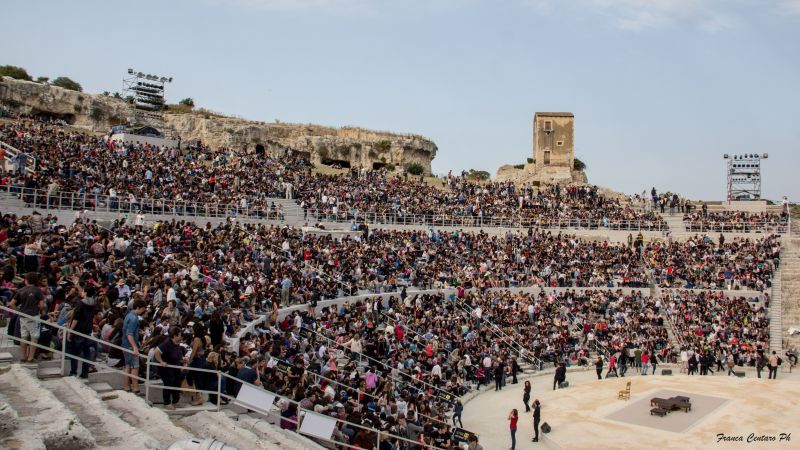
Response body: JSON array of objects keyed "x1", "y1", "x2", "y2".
[
  {"x1": 508, "y1": 409, "x2": 519, "y2": 450},
  {"x1": 641, "y1": 351, "x2": 650, "y2": 375},
  {"x1": 606, "y1": 353, "x2": 618, "y2": 378}
]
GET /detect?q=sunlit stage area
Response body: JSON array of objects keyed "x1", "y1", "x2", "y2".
[{"x1": 462, "y1": 368, "x2": 800, "y2": 450}]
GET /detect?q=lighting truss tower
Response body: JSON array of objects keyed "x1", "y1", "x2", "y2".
[
  {"x1": 723, "y1": 153, "x2": 768, "y2": 201},
  {"x1": 122, "y1": 68, "x2": 172, "y2": 131}
]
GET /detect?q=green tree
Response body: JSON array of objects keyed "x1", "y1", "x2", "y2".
[
  {"x1": 467, "y1": 169, "x2": 490, "y2": 180},
  {"x1": 112, "y1": 92, "x2": 122, "y2": 99},
  {"x1": 0, "y1": 65, "x2": 32, "y2": 81},
  {"x1": 179, "y1": 98, "x2": 195, "y2": 108},
  {"x1": 407, "y1": 163, "x2": 425, "y2": 176},
  {"x1": 573, "y1": 157, "x2": 586, "y2": 171},
  {"x1": 36, "y1": 76, "x2": 49, "y2": 84},
  {"x1": 51, "y1": 76, "x2": 83, "y2": 92},
  {"x1": 102, "y1": 91, "x2": 110, "y2": 96}
]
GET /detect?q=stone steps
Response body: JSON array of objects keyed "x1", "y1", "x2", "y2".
[
  {"x1": 0, "y1": 343, "x2": 342, "y2": 450},
  {"x1": 41, "y1": 377, "x2": 160, "y2": 449},
  {"x1": 0, "y1": 365, "x2": 94, "y2": 449},
  {"x1": 780, "y1": 227, "x2": 800, "y2": 351},
  {"x1": 238, "y1": 414, "x2": 318, "y2": 450},
  {"x1": 179, "y1": 410, "x2": 269, "y2": 450},
  {"x1": 102, "y1": 391, "x2": 192, "y2": 448}
]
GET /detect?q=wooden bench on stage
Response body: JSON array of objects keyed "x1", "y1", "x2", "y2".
[{"x1": 650, "y1": 407, "x2": 669, "y2": 417}]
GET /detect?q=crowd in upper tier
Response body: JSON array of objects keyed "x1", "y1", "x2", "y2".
[
  {"x1": 683, "y1": 211, "x2": 789, "y2": 233},
  {"x1": 644, "y1": 234, "x2": 781, "y2": 291},
  {"x1": 295, "y1": 171, "x2": 669, "y2": 230},
  {"x1": 1, "y1": 118, "x2": 791, "y2": 232},
  {"x1": 0, "y1": 119, "x2": 310, "y2": 219}
]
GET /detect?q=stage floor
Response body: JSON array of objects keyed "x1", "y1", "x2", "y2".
[{"x1": 462, "y1": 368, "x2": 800, "y2": 449}]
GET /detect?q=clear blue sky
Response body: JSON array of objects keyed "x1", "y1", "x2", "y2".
[{"x1": 3, "y1": 0, "x2": 799, "y2": 201}]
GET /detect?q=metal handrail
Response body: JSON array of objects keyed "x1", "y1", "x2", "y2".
[
  {"x1": 451, "y1": 297, "x2": 547, "y2": 370},
  {"x1": 299, "y1": 325, "x2": 457, "y2": 402},
  {"x1": 215, "y1": 372, "x2": 451, "y2": 450},
  {"x1": 268, "y1": 356, "x2": 451, "y2": 427}
]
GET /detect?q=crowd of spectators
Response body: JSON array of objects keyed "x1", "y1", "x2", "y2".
[
  {"x1": 297, "y1": 171, "x2": 668, "y2": 230},
  {"x1": 0, "y1": 120, "x2": 310, "y2": 219},
  {"x1": 0, "y1": 120, "x2": 671, "y2": 230},
  {"x1": 662, "y1": 290, "x2": 771, "y2": 373},
  {"x1": 683, "y1": 211, "x2": 789, "y2": 233},
  {"x1": 0, "y1": 206, "x2": 785, "y2": 449},
  {"x1": 644, "y1": 234, "x2": 781, "y2": 291},
  {"x1": 0, "y1": 115, "x2": 791, "y2": 449}
]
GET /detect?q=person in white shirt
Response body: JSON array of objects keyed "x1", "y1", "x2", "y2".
[{"x1": 431, "y1": 363, "x2": 442, "y2": 379}]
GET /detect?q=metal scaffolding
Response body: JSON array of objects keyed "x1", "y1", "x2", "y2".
[{"x1": 723, "y1": 153, "x2": 768, "y2": 201}]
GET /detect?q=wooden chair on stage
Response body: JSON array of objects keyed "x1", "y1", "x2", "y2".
[{"x1": 618, "y1": 381, "x2": 631, "y2": 400}]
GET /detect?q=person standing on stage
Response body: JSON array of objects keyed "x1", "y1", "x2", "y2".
[
  {"x1": 594, "y1": 355, "x2": 603, "y2": 380},
  {"x1": 508, "y1": 408, "x2": 519, "y2": 450},
  {"x1": 532, "y1": 400, "x2": 541, "y2": 443},
  {"x1": 522, "y1": 380, "x2": 532, "y2": 412}
]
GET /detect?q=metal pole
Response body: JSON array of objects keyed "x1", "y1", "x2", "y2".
[
  {"x1": 217, "y1": 373, "x2": 222, "y2": 410},
  {"x1": 145, "y1": 360, "x2": 150, "y2": 403},
  {"x1": 60, "y1": 329, "x2": 67, "y2": 375}
]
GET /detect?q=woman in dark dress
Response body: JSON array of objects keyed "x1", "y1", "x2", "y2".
[
  {"x1": 208, "y1": 312, "x2": 225, "y2": 347},
  {"x1": 522, "y1": 380, "x2": 532, "y2": 412}
]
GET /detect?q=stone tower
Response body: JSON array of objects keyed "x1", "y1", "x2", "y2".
[{"x1": 533, "y1": 112, "x2": 574, "y2": 180}]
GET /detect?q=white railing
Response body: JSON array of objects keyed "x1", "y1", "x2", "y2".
[
  {"x1": 306, "y1": 209, "x2": 670, "y2": 231},
  {"x1": 0, "y1": 185, "x2": 287, "y2": 220},
  {"x1": 0, "y1": 183, "x2": 788, "y2": 234},
  {"x1": 683, "y1": 219, "x2": 789, "y2": 234}
]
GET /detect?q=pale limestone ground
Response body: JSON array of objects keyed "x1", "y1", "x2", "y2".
[{"x1": 462, "y1": 367, "x2": 800, "y2": 450}]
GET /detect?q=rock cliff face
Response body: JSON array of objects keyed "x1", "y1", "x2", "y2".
[
  {"x1": 164, "y1": 114, "x2": 437, "y2": 174},
  {"x1": 0, "y1": 76, "x2": 437, "y2": 173},
  {"x1": 0, "y1": 76, "x2": 131, "y2": 130}
]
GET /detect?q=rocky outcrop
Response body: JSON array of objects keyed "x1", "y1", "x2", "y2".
[
  {"x1": 495, "y1": 162, "x2": 587, "y2": 185},
  {"x1": 0, "y1": 76, "x2": 437, "y2": 173},
  {"x1": 164, "y1": 114, "x2": 437, "y2": 174},
  {"x1": 0, "y1": 76, "x2": 131, "y2": 130}
]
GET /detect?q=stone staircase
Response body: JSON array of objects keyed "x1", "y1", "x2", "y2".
[
  {"x1": 0, "y1": 344, "x2": 324, "y2": 450},
  {"x1": 780, "y1": 219, "x2": 800, "y2": 352},
  {"x1": 267, "y1": 197, "x2": 306, "y2": 227},
  {"x1": 770, "y1": 269, "x2": 784, "y2": 352},
  {"x1": 658, "y1": 212, "x2": 686, "y2": 236}
]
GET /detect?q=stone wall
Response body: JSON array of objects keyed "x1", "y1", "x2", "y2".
[
  {"x1": 495, "y1": 162, "x2": 587, "y2": 185},
  {"x1": 0, "y1": 76, "x2": 437, "y2": 174}
]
